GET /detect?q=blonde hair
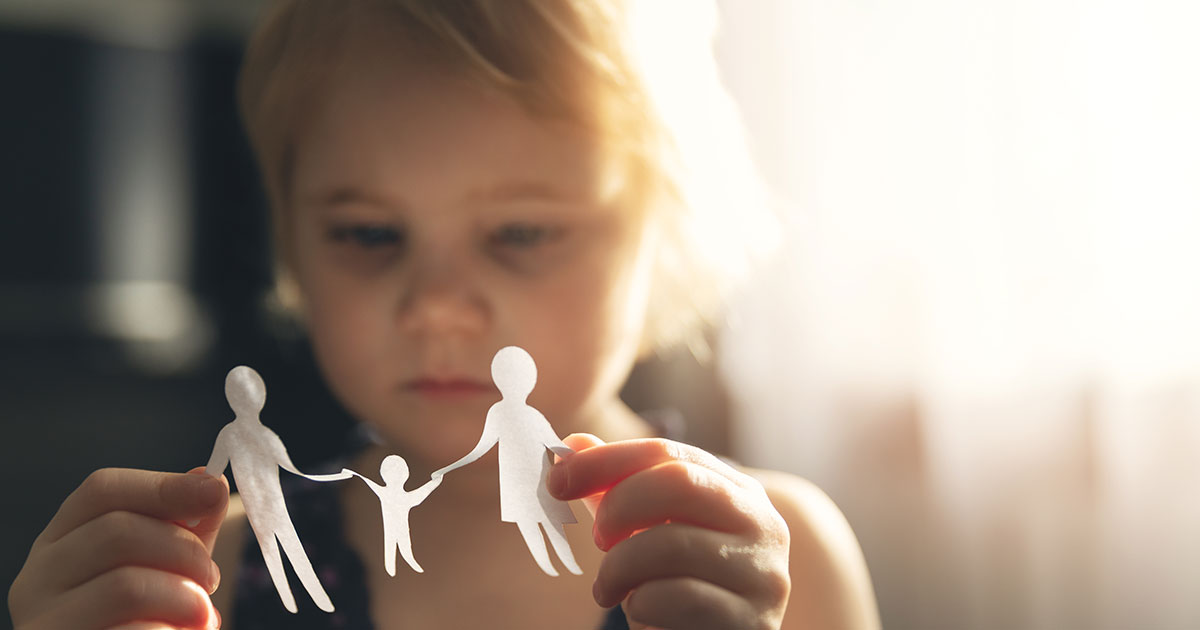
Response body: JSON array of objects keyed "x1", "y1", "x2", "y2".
[{"x1": 239, "y1": 0, "x2": 775, "y2": 356}]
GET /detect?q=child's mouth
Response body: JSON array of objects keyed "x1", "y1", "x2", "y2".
[{"x1": 404, "y1": 378, "x2": 497, "y2": 400}]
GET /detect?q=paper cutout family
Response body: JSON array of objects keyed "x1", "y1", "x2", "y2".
[{"x1": 205, "y1": 346, "x2": 579, "y2": 614}]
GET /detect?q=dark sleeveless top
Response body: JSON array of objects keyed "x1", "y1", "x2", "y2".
[{"x1": 230, "y1": 427, "x2": 635, "y2": 629}]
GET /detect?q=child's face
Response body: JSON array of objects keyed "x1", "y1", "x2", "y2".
[{"x1": 285, "y1": 27, "x2": 656, "y2": 465}]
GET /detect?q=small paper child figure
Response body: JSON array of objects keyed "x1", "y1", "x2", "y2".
[
  {"x1": 205, "y1": 366, "x2": 351, "y2": 613},
  {"x1": 342, "y1": 455, "x2": 442, "y2": 575},
  {"x1": 432, "y1": 346, "x2": 580, "y2": 576}
]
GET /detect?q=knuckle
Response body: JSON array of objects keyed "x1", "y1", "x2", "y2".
[
  {"x1": 741, "y1": 471, "x2": 769, "y2": 496},
  {"x1": 623, "y1": 585, "x2": 656, "y2": 623},
  {"x1": 654, "y1": 581, "x2": 720, "y2": 623},
  {"x1": 755, "y1": 501, "x2": 790, "y2": 546},
  {"x1": 658, "y1": 459, "x2": 700, "y2": 489},
  {"x1": 7, "y1": 572, "x2": 31, "y2": 620},
  {"x1": 646, "y1": 438, "x2": 681, "y2": 462},
  {"x1": 654, "y1": 527, "x2": 696, "y2": 567},
  {"x1": 771, "y1": 511, "x2": 791, "y2": 546},
  {"x1": 759, "y1": 561, "x2": 792, "y2": 604},
  {"x1": 81, "y1": 468, "x2": 121, "y2": 497},
  {"x1": 179, "y1": 531, "x2": 212, "y2": 573},
  {"x1": 154, "y1": 472, "x2": 174, "y2": 509},
  {"x1": 93, "y1": 511, "x2": 140, "y2": 552},
  {"x1": 100, "y1": 567, "x2": 154, "y2": 611}
]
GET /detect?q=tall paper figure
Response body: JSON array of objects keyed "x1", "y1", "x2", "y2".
[
  {"x1": 205, "y1": 366, "x2": 351, "y2": 613},
  {"x1": 432, "y1": 346, "x2": 580, "y2": 576},
  {"x1": 343, "y1": 455, "x2": 442, "y2": 575}
]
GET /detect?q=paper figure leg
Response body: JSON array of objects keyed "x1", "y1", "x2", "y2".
[
  {"x1": 398, "y1": 535, "x2": 423, "y2": 574},
  {"x1": 517, "y1": 521, "x2": 558, "y2": 576},
  {"x1": 544, "y1": 522, "x2": 582, "y2": 575},
  {"x1": 384, "y1": 538, "x2": 397, "y2": 577},
  {"x1": 253, "y1": 530, "x2": 298, "y2": 613},
  {"x1": 275, "y1": 524, "x2": 335, "y2": 612}
]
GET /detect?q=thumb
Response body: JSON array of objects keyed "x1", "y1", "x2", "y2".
[
  {"x1": 558, "y1": 433, "x2": 606, "y2": 517},
  {"x1": 183, "y1": 466, "x2": 230, "y2": 553},
  {"x1": 562, "y1": 432, "x2": 606, "y2": 452}
]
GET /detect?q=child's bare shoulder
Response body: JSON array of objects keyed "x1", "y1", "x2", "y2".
[
  {"x1": 743, "y1": 468, "x2": 882, "y2": 630},
  {"x1": 211, "y1": 493, "x2": 249, "y2": 618}
]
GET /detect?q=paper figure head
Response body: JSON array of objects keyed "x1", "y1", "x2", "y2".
[
  {"x1": 492, "y1": 346, "x2": 537, "y2": 400},
  {"x1": 379, "y1": 454, "x2": 410, "y2": 485},
  {"x1": 226, "y1": 366, "x2": 266, "y2": 417}
]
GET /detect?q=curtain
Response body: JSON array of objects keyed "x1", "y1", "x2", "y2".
[{"x1": 715, "y1": 1, "x2": 1200, "y2": 628}]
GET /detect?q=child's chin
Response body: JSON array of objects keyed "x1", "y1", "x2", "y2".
[{"x1": 371, "y1": 411, "x2": 489, "y2": 462}]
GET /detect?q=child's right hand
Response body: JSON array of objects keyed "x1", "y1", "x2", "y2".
[{"x1": 8, "y1": 468, "x2": 229, "y2": 630}]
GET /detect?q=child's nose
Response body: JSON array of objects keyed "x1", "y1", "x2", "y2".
[{"x1": 396, "y1": 259, "x2": 489, "y2": 336}]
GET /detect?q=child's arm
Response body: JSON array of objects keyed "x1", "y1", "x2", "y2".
[
  {"x1": 548, "y1": 434, "x2": 880, "y2": 630},
  {"x1": 8, "y1": 468, "x2": 228, "y2": 630}
]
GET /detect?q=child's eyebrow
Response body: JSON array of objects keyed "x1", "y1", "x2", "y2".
[
  {"x1": 466, "y1": 180, "x2": 577, "y2": 205},
  {"x1": 302, "y1": 180, "x2": 587, "y2": 212},
  {"x1": 305, "y1": 186, "x2": 395, "y2": 210}
]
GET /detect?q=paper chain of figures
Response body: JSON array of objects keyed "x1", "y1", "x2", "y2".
[{"x1": 204, "y1": 346, "x2": 578, "y2": 614}]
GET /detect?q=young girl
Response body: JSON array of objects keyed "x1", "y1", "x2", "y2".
[{"x1": 8, "y1": 1, "x2": 880, "y2": 628}]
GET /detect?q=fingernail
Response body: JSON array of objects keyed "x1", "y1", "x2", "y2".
[
  {"x1": 593, "y1": 523, "x2": 608, "y2": 551},
  {"x1": 208, "y1": 559, "x2": 221, "y2": 594},
  {"x1": 184, "y1": 473, "x2": 225, "y2": 508},
  {"x1": 547, "y1": 463, "x2": 568, "y2": 498}
]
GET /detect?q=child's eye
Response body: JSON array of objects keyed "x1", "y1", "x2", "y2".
[
  {"x1": 328, "y1": 224, "x2": 405, "y2": 249},
  {"x1": 489, "y1": 223, "x2": 561, "y2": 249}
]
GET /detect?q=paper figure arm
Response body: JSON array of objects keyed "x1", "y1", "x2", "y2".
[
  {"x1": 432, "y1": 412, "x2": 499, "y2": 478},
  {"x1": 546, "y1": 441, "x2": 574, "y2": 460},
  {"x1": 205, "y1": 428, "x2": 231, "y2": 477},
  {"x1": 304, "y1": 469, "x2": 355, "y2": 482},
  {"x1": 265, "y1": 430, "x2": 352, "y2": 482},
  {"x1": 534, "y1": 410, "x2": 574, "y2": 459},
  {"x1": 345, "y1": 469, "x2": 384, "y2": 495},
  {"x1": 410, "y1": 475, "x2": 443, "y2": 503},
  {"x1": 259, "y1": 429, "x2": 302, "y2": 476}
]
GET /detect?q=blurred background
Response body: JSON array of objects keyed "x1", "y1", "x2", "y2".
[{"x1": 2, "y1": 1, "x2": 1199, "y2": 629}]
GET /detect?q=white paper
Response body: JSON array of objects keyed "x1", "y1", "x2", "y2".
[
  {"x1": 344, "y1": 455, "x2": 441, "y2": 575},
  {"x1": 204, "y1": 347, "x2": 579, "y2": 616},
  {"x1": 205, "y1": 366, "x2": 351, "y2": 614},
  {"x1": 431, "y1": 346, "x2": 580, "y2": 576}
]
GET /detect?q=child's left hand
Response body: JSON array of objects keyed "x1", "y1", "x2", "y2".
[{"x1": 548, "y1": 434, "x2": 791, "y2": 630}]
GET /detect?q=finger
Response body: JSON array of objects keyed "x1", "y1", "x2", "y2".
[
  {"x1": 182, "y1": 468, "x2": 230, "y2": 553},
  {"x1": 40, "y1": 469, "x2": 227, "y2": 548},
  {"x1": 40, "y1": 510, "x2": 219, "y2": 597},
  {"x1": 548, "y1": 438, "x2": 754, "y2": 502},
  {"x1": 30, "y1": 566, "x2": 217, "y2": 630},
  {"x1": 562, "y1": 432, "x2": 605, "y2": 453},
  {"x1": 109, "y1": 623, "x2": 192, "y2": 630},
  {"x1": 592, "y1": 461, "x2": 760, "y2": 550},
  {"x1": 559, "y1": 434, "x2": 606, "y2": 517},
  {"x1": 594, "y1": 523, "x2": 784, "y2": 608},
  {"x1": 622, "y1": 577, "x2": 757, "y2": 630}
]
